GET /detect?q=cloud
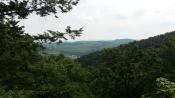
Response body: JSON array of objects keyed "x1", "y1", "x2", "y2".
[{"x1": 19, "y1": 0, "x2": 175, "y2": 40}]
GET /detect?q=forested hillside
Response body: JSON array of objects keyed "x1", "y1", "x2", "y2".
[
  {"x1": 42, "y1": 39, "x2": 133, "y2": 57},
  {"x1": 78, "y1": 31, "x2": 175, "y2": 66},
  {"x1": 78, "y1": 31, "x2": 175, "y2": 98},
  {"x1": 137, "y1": 31, "x2": 175, "y2": 49}
]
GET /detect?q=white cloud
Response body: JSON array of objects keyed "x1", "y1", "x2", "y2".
[{"x1": 20, "y1": 0, "x2": 175, "y2": 40}]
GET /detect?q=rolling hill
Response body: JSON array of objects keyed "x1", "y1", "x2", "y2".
[{"x1": 42, "y1": 39, "x2": 133, "y2": 58}]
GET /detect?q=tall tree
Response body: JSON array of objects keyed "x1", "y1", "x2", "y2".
[{"x1": 0, "y1": 0, "x2": 83, "y2": 92}]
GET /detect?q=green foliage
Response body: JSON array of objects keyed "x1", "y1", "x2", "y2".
[
  {"x1": 0, "y1": 0, "x2": 80, "y2": 19},
  {"x1": 0, "y1": 0, "x2": 83, "y2": 44},
  {"x1": 88, "y1": 44, "x2": 150, "y2": 98},
  {"x1": 27, "y1": 56, "x2": 93, "y2": 98},
  {"x1": 2, "y1": 0, "x2": 175, "y2": 98},
  {"x1": 137, "y1": 31, "x2": 175, "y2": 49},
  {"x1": 0, "y1": 0, "x2": 83, "y2": 77},
  {"x1": 156, "y1": 77, "x2": 175, "y2": 97},
  {"x1": 78, "y1": 32, "x2": 175, "y2": 98},
  {"x1": 0, "y1": 21, "x2": 40, "y2": 80},
  {"x1": 142, "y1": 77, "x2": 175, "y2": 98},
  {"x1": 0, "y1": 0, "x2": 91, "y2": 98},
  {"x1": 0, "y1": 55, "x2": 93, "y2": 98}
]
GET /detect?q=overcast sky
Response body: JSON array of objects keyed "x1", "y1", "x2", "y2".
[{"x1": 20, "y1": 0, "x2": 175, "y2": 41}]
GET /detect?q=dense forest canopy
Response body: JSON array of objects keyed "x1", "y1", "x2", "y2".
[
  {"x1": 78, "y1": 31, "x2": 175, "y2": 98},
  {"x1": 1, "y1": 0, "x2": 175, "y2": 98}
]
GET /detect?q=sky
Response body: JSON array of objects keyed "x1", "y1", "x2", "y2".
[{"x1": 20, "y1": 0, "x2": 175, "y2": 41}]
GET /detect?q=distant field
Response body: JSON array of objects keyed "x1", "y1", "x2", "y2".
[{"x1": 42, "y1": 39, "x2": 134, "y2": 58}]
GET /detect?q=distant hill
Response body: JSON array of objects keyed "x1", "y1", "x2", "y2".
[
  {"x1": 42, "y1": 39, "x2": 133, "y2": 58},
  {"x1": 78, "y1": 31, "x2": 175, "y2": 66}
]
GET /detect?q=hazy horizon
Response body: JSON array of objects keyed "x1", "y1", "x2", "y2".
[
  {"x1": 20, "y1": 0, "x2": 175, "y2": 41},
  {"x1": 57, "y1": 38, "x2": 134, "y2": 42}
]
